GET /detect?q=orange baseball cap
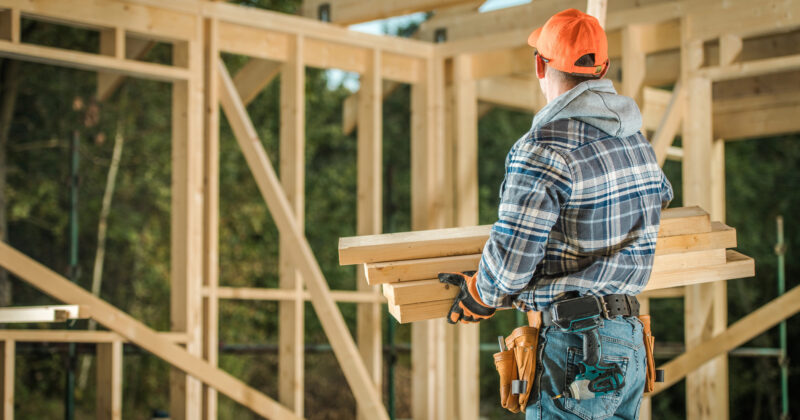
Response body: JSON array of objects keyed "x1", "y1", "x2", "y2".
[{"x1": 527, "y1": 8, "x2": 609, "y2": 76}]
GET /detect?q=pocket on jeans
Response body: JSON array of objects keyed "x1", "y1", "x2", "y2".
[{"x1": 559, "y1": 347, "x2": 629, "y2": 420}]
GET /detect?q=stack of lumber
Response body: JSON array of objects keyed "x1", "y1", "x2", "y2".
[{"x1": 338, "y1": 207, "x2": 754, "y2": 323}]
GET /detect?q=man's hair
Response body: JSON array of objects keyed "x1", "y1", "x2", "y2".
[{"x1": 549, "y1": 53, "x2": 602, "y2": 88}]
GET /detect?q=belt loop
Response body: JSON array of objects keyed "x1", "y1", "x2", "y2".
[{"x1": 597, "y1": 295, "x2": 610, "y2": 319}]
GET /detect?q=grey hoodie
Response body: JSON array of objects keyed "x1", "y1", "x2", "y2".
[{"x1": 530, "y1": 78, "x2": 642, "y2": 138}]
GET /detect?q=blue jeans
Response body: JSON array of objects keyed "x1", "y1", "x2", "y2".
[{"x1": 525, "y1": 316, "x2": 646, "y2": 420}]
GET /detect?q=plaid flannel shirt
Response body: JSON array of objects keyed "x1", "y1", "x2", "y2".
[{"x1": 476, "y1": 118, "x2": 674, "y2": 311}]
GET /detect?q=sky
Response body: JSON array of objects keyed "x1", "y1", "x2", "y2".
[{"x1": 326, "y1": 0, "x2": 531, "y2": 90}]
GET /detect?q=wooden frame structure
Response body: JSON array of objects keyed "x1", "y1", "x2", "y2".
[{"x1": 0, "y1": 0, "x2": 798, "y2": 419}]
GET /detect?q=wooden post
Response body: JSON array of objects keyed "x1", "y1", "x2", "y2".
[
  {"x1": 586, "y1": 0, "x2": 607, "y2": 28},
  {"x1": 622, "y1": 24, "x2": 646, "y2": 104},
  {"x1": 452, "y1": 53, "x2": 479, "y2": 420},
  {"x1": 279, "y1": 34, "x2": 305, "y2": 417},
  {"x1": 96, "y1": 340, "x2": 122, "y2": 420},
  {"x1": 170, "y1": 23, "x2": 205, "y2": 420},
  {"x1": 410, "y1": 54, "x2": 447, "y2": 420},
  {"x1": 0, "y1": 8, "x2": 20, "y2": 43},
  {"x1": 201, "y1": 17, "x2": 220, "y2": 420},
  {"x1": 356, "y1": 48, "x2": 383, "y2": 420},
  {"x1": 0, "y1": 340, "x2": 13, "y2": 420},
  {"x1": 681, "y1": 17, "x2": 728, "y2": 417}
]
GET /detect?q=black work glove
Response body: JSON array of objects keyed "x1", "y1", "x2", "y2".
[{"x1": 438, "y1": 271, "x2": 496, "y2": 324}]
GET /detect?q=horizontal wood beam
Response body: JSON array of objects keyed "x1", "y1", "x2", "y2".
[
  {"x1": 204, "y1": 286, "x2": 386, "y2": 303},
  {"x1": 387, "y1": 250, "x2": 753, "y2": 322},
  {"x1": 3, "y1": 0, "x2": 199, "y2": 42},
  {"x1": 653, "y1": 283, "x2": 800, "y2": 394},
  {"x1": 206, "y1": 2, "x2": 434, "y2": 58},
  {"x1": 300, "y1": 0, "x2": 479, "y2": 25},
  {"x1": 0, "y1": 305, "x2": 87, "y2": 323},
  {"x1": 380, "y1": 248, "x2": 728, "y2": 304},
  {"x1": 366, "y1": 223, "x2": 735, "y2": 284},
  {"x1": 697, "y1": 54, "x2": 800, "y2": 81},
  {"x1": 0, "y1": 40, "x2": 190, "y2": 82},
  {"x1": 0, "y1": 330, "x2": 189, "y2": 343},
  {"x1": 430, "y1": 1, "x2": 683, "y2": 56},
  {"x1": 340, "y1": 207, "x2": 711, "y2": 265},
  {"x1": 0, "y1": 242, "x2": 300, "y2": 419},
  {"x1": 476, "y1": 75, "x2": 545, "y2": 113}
]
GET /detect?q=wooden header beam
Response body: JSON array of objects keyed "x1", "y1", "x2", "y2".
[{"x1": 300, "y1": 0, "x2": 479, "y2": 25}]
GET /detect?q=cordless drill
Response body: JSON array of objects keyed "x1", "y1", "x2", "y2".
[{"x1": 548, "y1": 292, "x2": 625, "y2": 400}]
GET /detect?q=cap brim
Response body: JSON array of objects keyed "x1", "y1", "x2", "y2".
[{"x1": 527, "y1": 27, "x2": 542, "y2": 48}]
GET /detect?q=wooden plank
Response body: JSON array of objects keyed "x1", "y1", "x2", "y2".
[
  {"x1": 3, "y1": 0, "x2": 198, "y2": 41},
  {"x1": 365, "y1": 254, "x2": 481, "y2": 285},
  {"x1": 217, "y1": 21, "x2": 289, "y2": 61},
  {"x1": 382, "y1": 248, "x2": 728, "y2": 304},
  {"x1": 384, "y1": 279, "x2": 457, "y2": 305},
  {"x1": 300, "y1": 0, "x2": 479, "y2": 25},
  {"x1": 639, "y1": 287, "x2": 684, "y2": 299},
  {"x1": 211, "y1": 286, "x2": 385, "y2": 303},
  {"x1": 0, "y1": 305, "x2": 86, "y2": 323},
  {"x1": 389, "y1": 299, "x2": 453, "y2": 324},
  {"x1": 232, "y1": 58, "x2": 281, "y2": 106},
  {"x1": 367, "y1": 221, "x2": 734, "y2": 283},
  {"x1": 356, "y1": 48, "x2": 383, "y2": 420},
  {"x1": 218, "y1": 63, "x2": 390, "y2": 420},
  {"x1": 371, "y1": 243, "x2": 730, "y2": 286},
  {"x1": 0, "y1": 39, "x2": 190, "y2": 82},
  {"x1": 0, "y1": 243, "x2": 300, "y2": 419},
  {"x1": 96, "y1": 341, "x2": 122, "y2": 420},
  {"x1": 342, "y1": 206, "x2": 712, "y2": 265},
  {"x1": 170, "y1": 34, "x2": 204, "y2": 420},
  {"x1": 684, "y1": 0, "x2": 800, "y2": 43},
  {"x1": 476, "y1": 75, "x2": 544, "y2": 114},
  {"x1": 654, "y1": 283, "x2": 800, "y2": 395},
  {"x1": 387, "y1": 251, "x2": 753, "y2": 322},
  {"x1": 0, "y1": 330, "x2": 188, "y2": 343},
  {"x1": 207, "y1": 2, "x2": 434, "y2": 58},
  {"x1": 278, "y1": 34, "x2": 305, "y2": 417},
  {"x1": 201, "y1": 17, "x2": 220, "y2": 420},
  {"x1": 698, "y1": 54, "x2": 800, "y2": 81},
  {"x1": 430, "y1": 1, "x2": 682, "y2": 54},
  {"x1": 0, "y1": 340, "x2": 12, "y2": 420}
]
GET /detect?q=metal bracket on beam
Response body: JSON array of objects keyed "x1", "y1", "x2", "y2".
[
  {"x1": 434, "y1": 28, "x2": 447, "y2": 43},
  {"x1": 318, "y1": 3, "x2": 331, "y2": 22}
]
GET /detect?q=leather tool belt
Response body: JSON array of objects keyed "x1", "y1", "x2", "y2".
[
  {"x1": 493, "y1": 311, "x2": 541, "y2": 413},
  {"x1": 493, "y1": 294, "x2": 661, "y2": 413}
]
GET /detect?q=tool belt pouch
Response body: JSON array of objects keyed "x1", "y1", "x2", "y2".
[
  {"x1": 639, "y1": 314, "x2": 657, "y2": 393},
  {"x1": 493, "y1": 349, "x2": 520, "y2": 413}
]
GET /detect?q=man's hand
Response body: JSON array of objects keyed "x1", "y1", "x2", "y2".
[{"x1": 438, "y1": 271, "x2": 496, "y2": 324}]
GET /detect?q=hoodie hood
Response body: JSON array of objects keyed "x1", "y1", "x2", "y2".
[{"x1": 530, "y1": 78, "x2": 642, "y2": 138}]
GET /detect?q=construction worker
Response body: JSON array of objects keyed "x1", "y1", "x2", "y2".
[{"x1": 439, "y1": 8, "x2": 673, "y2": 419}]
